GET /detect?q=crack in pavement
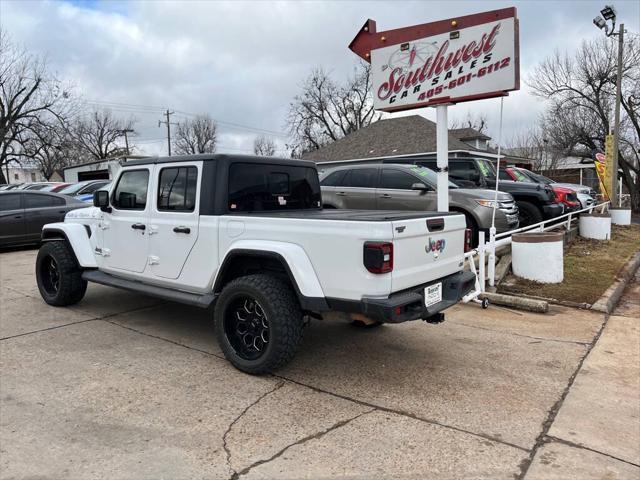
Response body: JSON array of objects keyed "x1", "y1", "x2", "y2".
[
  {"x1": 544, "y1": 435, "x2": 640, "y2": 468},
  {"x1": 0, "y1": 303, "x2": 167, "y2": 341},
  {"x1": 222, "y1": 381, "x2": 286, "y2": 479},
  {"x1": 230, "y1": 408, "x2": 376, "y2": 480},
  {"x1": 276, "y1": 375, "x2": 530, "y2": 453},
  {"x1": 452, "y1": 321, "x2": 591, "y2": 346},
  {"x1": 103, "y1": 319, "x2": 532, "y2": 454},
  {"x1": 516, "y1": 312, "x2": 610, "y2": 480}
]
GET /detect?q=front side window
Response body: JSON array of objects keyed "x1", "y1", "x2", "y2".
[
  {"x1": 81, "y1": 181, "x2": 110, "y2": 194},
  {"x1": 228, "y1": 163, "x2": 321, "y2": 212},
  {"x1": 157, "y1": 167, "x2": 198, "y2": 211},
  {"x1": 24, "y1": 194, "x2": 65, "y2": 208},
  {"x1": 112, "y1": 170, "x2": 149, "y2": 210},
  {"x1": 0, "y1": 194, "x2": 21, "y2": 211},
  {"x1": 380, "y1": 169, "x2": 420, "y2": 189}
]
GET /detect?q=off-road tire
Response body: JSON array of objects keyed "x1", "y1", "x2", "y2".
[
  {"x1": 214, "y1": 274, "x2": 303, "y2": 375},
  {"x1": 517, "y1": 201, "x2": 543, "y2": 227},
  {"x1": 36, "y1": 241, "x2": 87, "y2": 306}
]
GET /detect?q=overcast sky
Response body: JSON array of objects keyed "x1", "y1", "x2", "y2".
[{"x1": 1, "y1": 0, "x2": 638, "y2": 156}]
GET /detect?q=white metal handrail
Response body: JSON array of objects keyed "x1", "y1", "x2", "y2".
[{"x1": 463, "y1": 201, "x2": 610, "y2": 293}]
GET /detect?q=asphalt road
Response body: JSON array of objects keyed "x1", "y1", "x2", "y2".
[{"x1": 1, "y1": 248, "x2": 638, "y2": 479}]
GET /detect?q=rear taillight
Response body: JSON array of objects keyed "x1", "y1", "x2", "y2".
[
  {"x1": 363, "y1": 242, "x2": 393, "y2": 274},
  {"x1": 464, "y1": 228, "x2": 472, "y2": 253}
]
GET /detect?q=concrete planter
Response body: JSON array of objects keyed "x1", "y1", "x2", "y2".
[
  {"x1": 580, "y1": 213, "x2": 611, "y2": 240},
  {"x1": 610, "y1": 207, "x2": 632, "y2": 226},
  {"x1": 512, "y1": 232, "x2": 564, "y2": 283}
]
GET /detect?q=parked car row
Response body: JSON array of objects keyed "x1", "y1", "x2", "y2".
[
  {"x1": 0, "y1": 179, "x2": 112, "y2": 247},
  {"x1": 319, "y1": 157, "x2": 599, "y2": 237}
]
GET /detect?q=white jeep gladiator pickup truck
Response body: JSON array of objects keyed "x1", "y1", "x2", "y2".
[{"x1": 35, "y1": 154, "x2": 475, "y2": 374}]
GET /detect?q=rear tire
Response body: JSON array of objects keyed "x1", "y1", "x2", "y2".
[
  {"x1": 517, "y1": 201, "x2": 543, "y2": 227},
  {"x1": 214, "y1": 274, "x2": 304, "y2": 374},
  {"x1": 36, "y1": 241, "x2": 87, "y2": 306}
]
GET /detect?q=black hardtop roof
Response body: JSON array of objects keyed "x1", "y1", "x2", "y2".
[{"x1": 123, "y1": 153, "x2": 316, "y2": 169}]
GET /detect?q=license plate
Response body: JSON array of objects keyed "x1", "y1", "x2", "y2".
[{"x1": 425, "y1": 283, "x2": 442, "y2": 307}]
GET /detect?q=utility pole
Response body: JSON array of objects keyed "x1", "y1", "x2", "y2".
[
  {"x1": 158, "y1": 110, "x2": 176, "y2": 156},
  {"x1": 612, "y1": 23, "x2": 624, "y2": 207},
  {"x1": 119, "y1": 128, "x2": 134, "y2": 156}
]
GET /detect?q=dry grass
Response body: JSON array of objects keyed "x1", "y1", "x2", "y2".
[{"x1": 500, "y1": 224, "x2": 640, "y2": 305}]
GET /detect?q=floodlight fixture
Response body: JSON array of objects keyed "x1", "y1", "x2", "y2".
[
  {"x1": 600, "y1": 5, "x2": 616, "y2": 21},
  {"x1": 593, "y1": 16, "x2": 607, "y2": 29}
]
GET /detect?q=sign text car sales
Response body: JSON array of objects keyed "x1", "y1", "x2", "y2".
[{"x1": 349, "y1": 8, "x2": 520, "y2": 112}]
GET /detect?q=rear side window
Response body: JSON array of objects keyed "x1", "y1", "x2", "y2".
[
  {"x1": 157, "y1": 167, "x2": 198, "y2": 212},
  {"x1": 112, "y1": 170, "x2": 149, "y2": 210},
  {"x1": 24, "y1": 194, "x2": 65, "y2": 208},
  {"x1": 499, "y1": 170, "x2": 512, "y2": 181},
  {"x1": 228, "y1": 163, "x2": 321, "y2": 212},
  {"x1": 320, "y1": 170, "x2": 347, "y2": 187},
  {"x1": 344, "y1": 168, "x2": 378, "y2": 188},
  {"x1": 380, "y1": 169, "x2": 419, "y2": 189},
  {"x1": 0, "y1": 194, "x2": 21, "y2": 211}
]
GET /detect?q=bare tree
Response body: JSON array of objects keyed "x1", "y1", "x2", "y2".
[
  {"x1": 0, "y1": 31, "x2": 73, "y2": 183},
  {"x1": 173, "y1": 114, "x2": 217, "y2": 155},
  {"x1": 253, "y1": 135, "x2": 276, "y2": 156},
  {"x1": 528, "y1": 36, "x2": 640, "y2": 210},
  {"x1": 18, "y1": 118, "x2": 74, "y2": 179},
  {"x1": 286, "y1": 62, "x2": 380, "y2": 157},
  {"x1": 70, "y1": 109, "x2": 134, "y2": 160},
  {"x1": 450, "y1": 113, "x2": 488, "y2": 134}
]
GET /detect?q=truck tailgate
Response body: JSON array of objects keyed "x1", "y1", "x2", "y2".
[{"x1": 391, "y1": 214, "x2": 467, "y2": 293}]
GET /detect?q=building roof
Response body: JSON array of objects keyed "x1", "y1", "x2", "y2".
[
  {"x1": 449, "y1": 127, "x2": 491, "y2": 141},
  {"x1": 301, "y1": 115, "x2": 473, "y2": 162}
]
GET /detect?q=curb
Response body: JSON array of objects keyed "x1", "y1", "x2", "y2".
[
  {"x1": 591, "y1": 252, "x2": 640, "y2": 313},
  {"x1": 480, "y1": 292, "x2": 549, "y2": 313}
]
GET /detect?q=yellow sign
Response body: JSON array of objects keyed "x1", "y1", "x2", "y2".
[
  {"x1": 594, "y1": 152, "x2": 609, "y2": 200},
  {"x1": 605, "y1": 134, "x2": 615, "y2": 198}
]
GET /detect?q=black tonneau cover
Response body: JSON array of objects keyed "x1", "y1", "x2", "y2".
[{"x1": 226, "y1": 209, "x2": 460, "y2": 222}]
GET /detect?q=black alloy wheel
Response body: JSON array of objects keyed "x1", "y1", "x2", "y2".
[
  {"x1": 40, "y1": 255, "x2": 60, "y2": 296},
  {"x1": 224, "y1": 296, "x2": 270, "y2": 361}
]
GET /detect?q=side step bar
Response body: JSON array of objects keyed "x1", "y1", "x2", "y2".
[{"x1": 82, "y1": 270, "x2": 216, "y2": 308}]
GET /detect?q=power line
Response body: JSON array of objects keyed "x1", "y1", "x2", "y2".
[{"x1": 158, "y1": 110, "x2": 177, "y2": 156}]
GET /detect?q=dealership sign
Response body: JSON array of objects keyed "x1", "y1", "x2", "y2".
[{"x1": 349, "y1": 8, "x2": 520, "y2": 112}]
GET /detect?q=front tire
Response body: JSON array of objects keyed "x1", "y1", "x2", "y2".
[
  {"x1": 36, "y1": 241, "x2": 87, "y2": 306},
  {"x1": 214, "y1": 274, "x2": 304, "y2": 374},
  {"x1": 517, "y1": 201, "x2": 543, "y2": 227}
]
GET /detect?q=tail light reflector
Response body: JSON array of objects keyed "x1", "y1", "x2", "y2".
[{"x1": 363, "y1": 242, "x2": 393, "y2": 274}]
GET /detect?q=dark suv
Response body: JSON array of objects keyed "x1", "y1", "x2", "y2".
[{"x1": 383, "y1": 157, "x2": 564, "y2": 227}]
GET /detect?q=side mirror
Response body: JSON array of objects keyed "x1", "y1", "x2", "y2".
[
  {"x1": 93, "y1": 190, "x2": 111, "y2": 212},
  {"x1": 411, "y1": 182, "x2": 430, "y2": 191}
]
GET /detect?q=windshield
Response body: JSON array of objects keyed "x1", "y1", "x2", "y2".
[
  {"x1": 228, "y1": 163, "x2": 322, "y2": 212},
  {"x1": 58, "y1": 182, "x2": 88, "y2": 195},
  {"x1": 477, "y1": 160, "x2": 496, "y2": 179},
  {"x1": 510, "y1": 169, "x2": 533, "y2": 182},
  {"x1": 407, "y1": 165, "x2": 459, "y2": 188}
]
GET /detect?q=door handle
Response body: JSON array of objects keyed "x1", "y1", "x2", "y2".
[
  {"x1": 131, "y1": 223, "x2": 146, "y2": 230},
  {"x1": 336, "y1": 192, "x2": 347, "y2": 196},
  {"x1": 380, "y1": 194, "x2": 391, "y2": 198},
  {"x1": 173, "y1": 226, "x2": 191, "y2": 234},
  {"x1": 14, "y1": 215, "x2": 22, "y2": 219}
]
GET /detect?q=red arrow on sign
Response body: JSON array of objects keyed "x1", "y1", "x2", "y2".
[{"x1": 349, "y1": 7, "x2": 517, "y2": 62}]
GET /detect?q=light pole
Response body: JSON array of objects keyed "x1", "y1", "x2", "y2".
[{"x1": 593, "y1": 5, "x2": 624, "y2": 207}]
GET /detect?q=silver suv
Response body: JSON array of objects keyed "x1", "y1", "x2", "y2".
[{"x1": 320, "y1": 164, "x2": 519, "y2": 242}]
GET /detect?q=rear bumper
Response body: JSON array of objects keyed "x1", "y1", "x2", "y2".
[
  {"x1": 542, "y1": 203, "x2": 564, "y2": 219},
  {"x1": 326, "y1": 270, "x2": 476, "y2": 324}
]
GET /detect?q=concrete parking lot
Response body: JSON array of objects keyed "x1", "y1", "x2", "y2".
[{"x1": 1, "y1": 248, "x2": 638, "y2": 479}]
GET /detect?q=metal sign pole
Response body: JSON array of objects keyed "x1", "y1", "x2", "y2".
[{"x1": 436, "y1": 104, "x2": 449, "y2": 212}]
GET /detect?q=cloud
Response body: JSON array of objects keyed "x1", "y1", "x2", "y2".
[{"x1": 1, "y1": 0, "x2": 638, "y2": 156}]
